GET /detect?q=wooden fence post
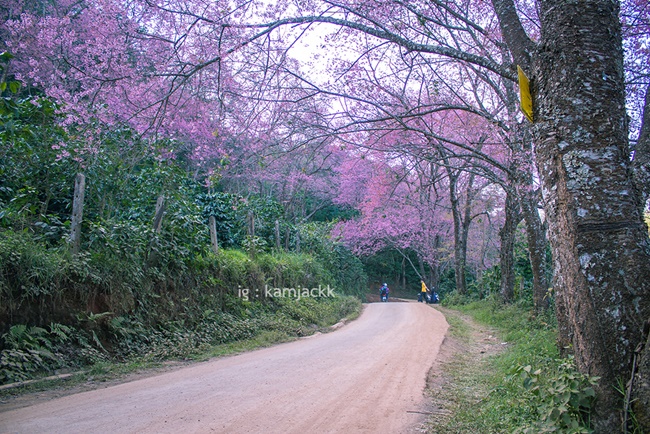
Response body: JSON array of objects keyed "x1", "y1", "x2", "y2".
[
  {"x1": 275, "y1": 220, "x2": 281, "y2": 250},
  {"x1": 153, "y1": 195, "x2": 165, "y2": 233},
  {"x1": 146, "y1": 195, "x2": 166, "y2": 268},
  {"x1": 70, "y1": 173, "x2": 86, "y2": 255},
  {"x1": 285, "y1": 228, "x2": 290, "y2": 251},
  {"x1": 209, "y1": 215, "x2": 219, "y2": 254},
  {"x1": 247, "y1": 211, "x2": 255, "y2": 237}
]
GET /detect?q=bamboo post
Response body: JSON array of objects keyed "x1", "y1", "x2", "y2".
[{"x1": 70, "y1": 173, "x2": 86, "y2": 255}]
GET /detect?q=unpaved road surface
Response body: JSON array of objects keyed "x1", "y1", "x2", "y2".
[{"x1": 0, "y1": 302, "x2": 448, "y2": 434}]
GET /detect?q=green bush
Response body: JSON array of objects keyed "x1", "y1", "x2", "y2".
[
  {"x1": 258, "y1": 251, "x2": 331, "y2": 290},
  {"x1": 99, "y1": 295, "x2": 360, "y2": 363},
  {"x1": 0, "y1": 233, "x2": 71, "y2": 326},
  {"x1": 293, "y1": 223, "x2": 367, "y2": 296},
  {"x1": 0, "y1": 323, "x2": 75, "y2": 383},
  {"x1": 515, "y1": 358, "x2": 598, "y2": 433},
  {"x1": 436, "y1": 298, "x2": 586, "y2": 432},
  {"x1": 440, "y1": 291, "x2": 478, "y2": 306},
  {"x1": 0, "y1": 235, "x2": 363, "y2": 384}
]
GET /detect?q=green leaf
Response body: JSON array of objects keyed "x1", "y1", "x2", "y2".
[
  {"x1": 8, "y1": 81, "x2": 20, "y2": 94},
  {"x1": 0, "y1": 51, "x2": 14, "y2": 61},
  {"x1": 549, "y1": 408, "x2": 561, "y2": 421}
]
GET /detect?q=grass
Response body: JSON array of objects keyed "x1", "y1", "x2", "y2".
[
  {"x1": 426, "y1": 298, "x2": 577, "y2": 433},
  {"x1": 441, "y1": 310, "x2": 471, "y2": 342}
]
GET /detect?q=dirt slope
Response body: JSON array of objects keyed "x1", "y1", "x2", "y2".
[{"x1": 0, "y1": 302, "x2": 448, "y2": 434}]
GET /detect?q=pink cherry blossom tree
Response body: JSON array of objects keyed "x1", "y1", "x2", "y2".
[{"x1": 5, "y1": 0, "x2": 650, "y2": 426}]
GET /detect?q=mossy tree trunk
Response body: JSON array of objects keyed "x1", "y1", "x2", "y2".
[{"x1": 493, "y1": 0, "x2": 650, "y2": 430}]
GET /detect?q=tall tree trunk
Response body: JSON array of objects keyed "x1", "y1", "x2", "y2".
[
  {"x1": 442, "y1": 136, "x2": 485, "y2": 297},
  {"x1": 518, "y1": 179, "x2": 551, "y2": 312},
  {"x1": 534, "y1": 1, "x2": 650, "y2": 429},
  {"x1": 417, "y1": 253, "x2": 428, "y2": 290},
  {"x1": 70, "y1": 173, "x2": 86, "y2": 256},
  {"x1": 512, "y1": 108, "x2": 551, "y2": 312},
  {"x1": 430, "y1": 234, "x2": 442, "y2": 290},
  {"x1": 449, "y1": 171, "x2": 468, "y2": 295},
  {"x1": 493, "y1": 0, "x2": 650, "y2": 429},
  {"x1": 632, "y1": 85, "x2": 650, "y2": 212},
  {"x1": 499, "y1": 187, "x2": 521, "y2": 302}
]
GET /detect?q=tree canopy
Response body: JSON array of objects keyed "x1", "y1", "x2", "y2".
[{"x1": 2, "y1": 0, "x2": 650, "y2": 430}]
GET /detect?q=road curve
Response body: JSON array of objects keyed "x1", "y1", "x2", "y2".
[{"x1": 0, "y1": 302, "x2": 448, "y2": 434}]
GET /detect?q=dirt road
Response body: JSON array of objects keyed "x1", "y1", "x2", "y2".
[{"x1": 0, "y1": 302, "x2": 448, "y2": 434}]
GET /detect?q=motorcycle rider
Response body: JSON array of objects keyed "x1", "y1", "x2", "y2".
[{"x1": 380, "y1": 283, "x2": 390, "y2": 302}]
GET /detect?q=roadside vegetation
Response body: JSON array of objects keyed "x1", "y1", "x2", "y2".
[
  {"x1": 0, "y1": 75, "x2": 366, "y2": 390},
  {"x1": 428, "y1": 297, "x2": 601, "y2": 434},
  {"x1": 0, "y1": 290, "x2": 360, "y2": 394}
]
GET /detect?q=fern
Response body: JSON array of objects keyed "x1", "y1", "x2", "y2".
[{"x1": 49, "y1": 322, "x2": 72, "y2": 342}]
